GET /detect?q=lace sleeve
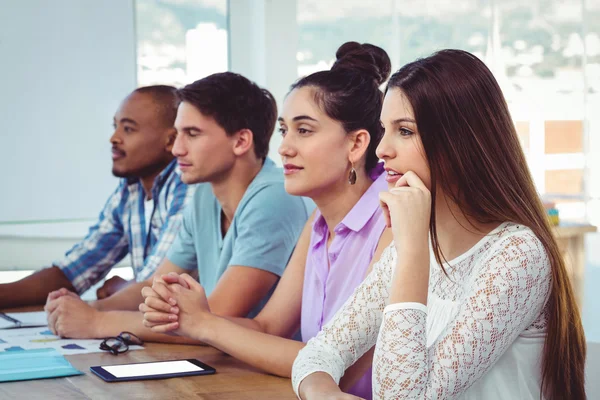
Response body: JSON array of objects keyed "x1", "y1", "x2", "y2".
[
  {"x1": 373, "y1": 232, "x2": 552, "y2": 399},
  {"x1": 291, "y1": 244, "x2": 397, "y2": 396}
]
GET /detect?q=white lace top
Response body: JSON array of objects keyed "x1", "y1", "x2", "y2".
[{"x1": 292, "y1": 222, "x2": 552, "y2": 399}]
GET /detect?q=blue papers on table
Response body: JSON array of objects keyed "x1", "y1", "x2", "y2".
[
  {"x1": 0, "y1": 326, "x2": 144, "y2": 355},
  {"x1": 0, "y1": 348, "x2": 83, "y2": 382}
]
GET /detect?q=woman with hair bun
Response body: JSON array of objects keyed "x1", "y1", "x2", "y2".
[{"x1": 140, "y1": 42, "x2": 394, "y2": 399}]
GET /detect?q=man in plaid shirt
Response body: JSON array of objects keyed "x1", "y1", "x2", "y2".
[{"x1": 0, "y1": 86, "x2": 193, "y2": 309}]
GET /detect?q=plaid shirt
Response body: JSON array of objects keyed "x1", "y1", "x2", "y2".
[{"x1": 56, "y1": 160, "x2": 194, "y2": 294}]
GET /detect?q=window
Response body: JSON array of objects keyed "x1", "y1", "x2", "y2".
[
  {"x1": 297, "y1": 0, "x2": 490, "y2": 76},
  {"x1": 297, "y1": 0, "x2": 394, "y2": 76},
  {"x1": 498, "y1": 0, "x2": 588, "y2": 221},
  {"x1": 297, "y1": 0, "x2": 599, "y2": 226},
  {"x1": 135, "y1": 0, "x2": 228, "y2": 87},
  {"x1": 585, "y1": 1, "x2": 600, "y2": 225}
]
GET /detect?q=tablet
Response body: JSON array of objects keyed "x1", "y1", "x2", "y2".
[{"x1": 90, "y1": 359, "x2": 215, "y2": 382}]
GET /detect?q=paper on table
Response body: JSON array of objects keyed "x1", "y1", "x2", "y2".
[
  {"x1": 0, "y1": 348, "x2": 83, "y2": 382},
  {"x1": 0, "y1": 318, "x2": 14, "y2": 329},
  {"x1": 6, "y1": 311, "x2": 48, "y2": 328},
  {"x1": 0, "y1": 311, "x2": 48, "y2": 329},
  {"x1": 0, "y1": 327, "x2": 144, "y2": 355}
]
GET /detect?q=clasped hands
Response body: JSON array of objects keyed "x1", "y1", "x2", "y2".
[
  {"x1": 140, "y1": 272, "x2": 212, "y2": 340},
  {"x1": 44, "y1": 288, "x2": 102, "y2": 338}
]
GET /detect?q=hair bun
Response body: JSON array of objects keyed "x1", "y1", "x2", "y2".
[{"x1": 332, "y1": 41, "x2": 391, "y2": 85}]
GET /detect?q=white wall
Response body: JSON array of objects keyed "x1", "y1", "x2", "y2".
[{"x1": 0, "y1": 0, "x2": 137, "y2": 222}]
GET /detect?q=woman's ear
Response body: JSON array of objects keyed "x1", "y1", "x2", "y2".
[{"x1": 348, "y1": 129, "x2": 371, "y2": 164}]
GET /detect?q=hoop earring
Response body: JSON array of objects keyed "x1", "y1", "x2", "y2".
[{"x1": 348, "y1": 163, "x2": 357, "y2": 185}]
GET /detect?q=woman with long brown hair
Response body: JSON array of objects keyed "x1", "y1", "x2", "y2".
[{"x1": 292, "y1": 49, "x2": 586, "y2": 400}]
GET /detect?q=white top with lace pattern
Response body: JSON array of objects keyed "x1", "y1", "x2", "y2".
[{"x1": 291, "y1": 222, "x2": 551, "y2": 400}]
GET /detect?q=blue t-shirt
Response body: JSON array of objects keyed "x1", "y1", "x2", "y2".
[{"x1": 166, "y1": 158, "x2": 309, "y2": 317}]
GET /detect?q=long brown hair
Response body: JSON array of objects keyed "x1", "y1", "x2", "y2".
[{"x1": 387, "y1": 49, "x2": 586, "y2": 400}]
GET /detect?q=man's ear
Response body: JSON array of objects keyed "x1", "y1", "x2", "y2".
[
  {"x1": 348, "y1": 129, "x2": 371, "y2": 164},
  {"x1": 231, "y1": 128, "x2": 254, "y2": 157},
  {"x1": 165, "y1": 127, "x2": 177, "y2": 153}
]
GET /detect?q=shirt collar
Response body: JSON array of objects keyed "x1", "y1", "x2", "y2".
[
  {"x1": 262, "y1": 157, "x2": 275, "y2": 169},
  {"x1": 312, "y1": 164, "x2": 387, "y2": 237}
]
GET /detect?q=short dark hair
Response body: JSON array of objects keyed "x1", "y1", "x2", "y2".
[
  {"x1": 134, "y1": 85, "x2": 179, "y2": 127},
  {"x1": 178, "y1": 72, "x2": 277, "y2": 160},
  {"x1": 290, "y1": 42, "x2": 391, "y2": 172}
]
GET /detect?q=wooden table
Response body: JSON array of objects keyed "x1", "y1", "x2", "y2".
[
  {"x1": 1, "y1": 223, "x2": 595, "y2": 398},
  {"x1": 552, "y1": 222, "x2": 597, "y2": 307},
  {"x1": 0, "y1": 310, "x2": 297, "y2": 399}
]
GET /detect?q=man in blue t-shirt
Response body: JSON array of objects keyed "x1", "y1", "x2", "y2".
[{"x1": 45, "y1": 73, "x2": 309, "y2": 342}]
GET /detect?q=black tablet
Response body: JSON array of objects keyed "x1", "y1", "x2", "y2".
[{"x1": 90, "y1": 359, "x2": 216, "y2": 382}]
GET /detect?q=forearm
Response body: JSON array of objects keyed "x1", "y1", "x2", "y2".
[
  {"x1": 372, "y1": 307, "x2": 428, "y2": 399},
  {"x1": 297, "y1": 372, "x2": 342, "y2": 400},
  {"x1": 95, "y1": 310, "x2": 205, "y2": 344},
  {"x1": 222, "y1": 315, "x2": 267, "y2": 332},
  {"x1": 92, "y1": 281, "x2": 149, "y2": 311},
  {"x1": 109, "y1": 278, "x2": 134, "y2": 294},
  {"x1": 339, "y1": 346, "x2": 375, "y2": 392},
  {"x1": 0, "y1": 266, "x2": 74, "y2": 309},
  {"x1": 201, "y1": 315, "x2": 305, "y2": 377},
  {"x1": 389, "y1": 244, "x2": 430, "y2": 305}
]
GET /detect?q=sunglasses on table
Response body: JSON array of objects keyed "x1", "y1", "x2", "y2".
[{"x1": 99, "y1": 331, "x2": 144, "y2": 355}]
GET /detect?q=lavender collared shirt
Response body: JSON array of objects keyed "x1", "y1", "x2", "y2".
[{"x1": 301, "y1": 167, "x2": 387, "y2": 400}]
